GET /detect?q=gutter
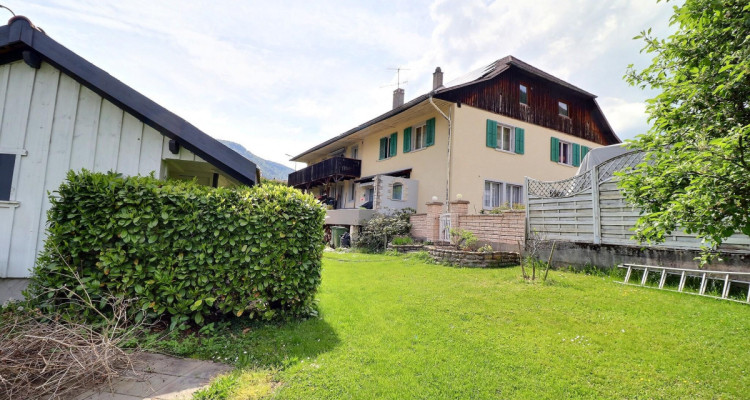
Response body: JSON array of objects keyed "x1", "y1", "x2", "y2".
[{"x1": 429, "y1": 96, "x2": 452, "y2": 213}]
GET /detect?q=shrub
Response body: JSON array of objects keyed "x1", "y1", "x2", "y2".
[
  {"x1": 450, "y1": 228, "x2": 479, "y2": 251},
  {"x1": 391, "y1": 236, "x2": 414, "y2": 246},
  {"x1": 354, "y1": 208, "x2": 414, "y2": 252},
  {"x1": 28, "y1": 170, "x2": 325, "y2": 329}
]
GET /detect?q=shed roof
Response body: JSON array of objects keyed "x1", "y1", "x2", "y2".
[{"x1": 0, "y1": 17, "x2": 257, "y2": 185}]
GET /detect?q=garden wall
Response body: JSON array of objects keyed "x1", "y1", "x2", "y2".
[{"x1": 409, "y1": 200, "x2": 524, "y2": 251}]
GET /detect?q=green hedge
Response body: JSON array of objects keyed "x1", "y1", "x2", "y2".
[{"x1": 29, "y1": 171, "x2": 325, "y2": 328}]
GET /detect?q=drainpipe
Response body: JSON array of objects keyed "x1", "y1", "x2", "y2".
[{"x1": 428, "y1": 96, "x2": 452, "y2": 213}]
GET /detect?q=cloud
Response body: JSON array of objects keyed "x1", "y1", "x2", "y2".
[{"x1": 9, "y1": 0, "x2": 675, "y2": 168}]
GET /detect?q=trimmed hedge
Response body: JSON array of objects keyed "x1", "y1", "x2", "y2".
[{"x1": 29, "y1": 171, "x2": 325, "y2": 328}]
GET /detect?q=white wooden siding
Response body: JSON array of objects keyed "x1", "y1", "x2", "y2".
[
  {"x1": 527, "y1": 175, "x2": 750, "y2": 252},
  {"x1": 0, "y1": 60, "x2": 203, "y2": 277}
]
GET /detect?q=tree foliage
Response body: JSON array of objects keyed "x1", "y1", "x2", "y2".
[{"x1": 620, "y1": 0, "x2": 750, "y2": 256}]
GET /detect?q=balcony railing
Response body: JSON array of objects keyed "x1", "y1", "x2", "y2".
[{"x1": 288, "y1": 157, "x2": 362, "y2": 188}]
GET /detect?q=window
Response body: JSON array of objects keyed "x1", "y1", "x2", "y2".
[
  {"x1": 351, "y1": 145, "x2": 359, "y2": 159},
  {"x1": 413, "y1": 123, "x2": 427, "y2": 150},
  {"x1": 392, "y1": 183, "x2": 403, "y2": 200},
  {"x1": 558, "y1": 101, "x2": 569, "y2": 117},
  {"x1": 403, "y1": 118, "x2": 436, "y2": 153},
  {"x1": 484, "y1": 180, "x2": 524, "y2": 209},
  {"x1": 519, "y1": 84, "x2": 528, "y2": 105},
  {"x1": 379, "y1": 132, "x2": 397, "y2": 160},
  {"x1": 498, "y1": 124, "x2": 514, "y2": 152},
  {"x1": 485, "y1": 119, "x2": 524, "y2": 154},
  {"x1": 505, "y1": 184, "x2": 523, "y2": 207},
  {"x1": 559, "y1": 141, "x2": 572, "y2": 165},
  {"x1": 350, "y1": 182, "x2": 356, "y2": 201},
  {"x1": 0, "y1": 153, "x2": 16, "y2": 201}
]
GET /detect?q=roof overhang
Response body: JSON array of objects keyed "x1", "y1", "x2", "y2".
[
  {"x1": 291, "y1": 96, "x2": 453, "y2": 163},
  {"x1": 0, "y1": 17, "x2": 257, "y2": 185}
]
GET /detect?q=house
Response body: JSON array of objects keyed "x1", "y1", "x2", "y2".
[
  {"x1": 288, "y1": 56, "x2": 620, "y2": 234},
  {"x1": 0, "y1": 17, "x2": 257, "y2": 278}
]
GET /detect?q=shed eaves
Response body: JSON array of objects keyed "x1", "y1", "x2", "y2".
[{"x1": 0, "y1": 17, "x2": 257, "y2": 186}]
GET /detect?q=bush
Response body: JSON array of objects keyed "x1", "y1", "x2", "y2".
[
  {"x1": 354, "y1": 208, "x2": 414, "y2": 252},
  {"x1": 391, "y1": 236, "x2": 414, "y2": 246},
  {"x1": 28, "y1": 170, "x2": 325, "y2": 329},
  {"x1": 450, "y1": 228, "x2": 479, "y2": 251}
]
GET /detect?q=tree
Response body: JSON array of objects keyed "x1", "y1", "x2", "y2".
[{"x1": 620, "y1": 0, "x2": 750, "y2": 259}]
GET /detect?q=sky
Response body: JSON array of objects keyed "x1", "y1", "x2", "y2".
[{"x1": 4, "y1": 0, "x2": 677, "y2": 169}]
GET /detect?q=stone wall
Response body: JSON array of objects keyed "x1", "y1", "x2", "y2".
[{"x1": 427, "y1": 246, "x2": 519, "y2": 268}]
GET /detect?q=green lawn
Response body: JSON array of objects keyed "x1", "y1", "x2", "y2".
[{"x1": 161, "y1": 252, "x2": 750, "y2": 399}]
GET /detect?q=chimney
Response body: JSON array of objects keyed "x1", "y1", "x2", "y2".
[
  {"x1": 393, "y1": 88, "x2": 404, "y2": 109},
  {"x1": 432, "y1": 67, "x2": 443, "y2": 90}
]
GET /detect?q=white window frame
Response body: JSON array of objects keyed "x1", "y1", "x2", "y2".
[
  {"x1": 496, "y1": 123, "x2": 515, "y2": 153},
  {"x1": 558, "y1": 141, "x2": 573, "y2": 166},
  {"x1": 558, "y1": 101, "x2": 569, "y2": 117},
  {"x1": 412, "y1": 122, "x2": 428, "y2": 151},
  {"x1": 483, "y1": 180, "x2": 525, "y2": 210},
  {"x1": 0, "y1": 148, "x2": 26, "y2": 207},
  {"x1": 351, "y1": 145, "x2": 359, "y2": 159}
]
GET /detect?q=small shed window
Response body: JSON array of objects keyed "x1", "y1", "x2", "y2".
[
  {"x1": 0, "y1": 153, "x2": 16, "y2": 201},
  {"x1": 392, "y1": 183, "x2": 403, "y2": 200},
  {"x1": 558, "y1": 101, "x2": 569, "y2": 117},
  {"x1": 519, "y1": 84, "x2": 528, "y2": 105}
]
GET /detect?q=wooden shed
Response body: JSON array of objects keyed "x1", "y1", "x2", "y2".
[{"x1": 0, "y1": 17, "x2": 257, "y2": 278}]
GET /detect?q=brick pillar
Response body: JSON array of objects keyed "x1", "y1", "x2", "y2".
[
  {"x1": 449, "y1": 200, "x2": 470, "y2": 234},
  {"x1": 426, "y1": 201, "x2": 443, "y2": 242}
]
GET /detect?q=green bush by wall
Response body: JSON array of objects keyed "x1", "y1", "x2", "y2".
[{"x1": 29, "y1": 170, "x2": 325, "y2": 328}]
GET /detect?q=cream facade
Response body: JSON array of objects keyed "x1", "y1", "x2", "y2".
[{"x1": 289, "y1": 56, "x2": 620, "y2": 225}]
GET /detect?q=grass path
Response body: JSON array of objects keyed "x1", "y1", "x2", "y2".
[{"x1": 176, "y1": 252, "x2": 750, "y2": 399}]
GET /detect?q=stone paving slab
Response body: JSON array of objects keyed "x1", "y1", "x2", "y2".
[{"x1": 75, "y1": 352, "x2": 232, "y2": 400}]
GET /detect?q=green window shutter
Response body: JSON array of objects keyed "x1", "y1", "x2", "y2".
[
  {"x1": 550, "y1": 137, "x2": 559, "y2": 162},
  {"x1": 486, "y1": 119, "x2": 497, "y2": 148},
  {"x1": 581, "y1": 146, "x2": 590, "y2": 161},
  {"x1": 403, "y1": 127, "x2": 412, "y2": 153},
  {"x1": 390, "y1": 132, "x2": 398, "y2": 157},
  {"x1": 379, "y1": 137, "x2": 387, "y2": 160},
  {"x1": 514, "y1": 127, "x2": 525, "y2": 154},
  {"x1": 572, "y1": 143, "x2": 581, "y2": 167},
  {"x1": 425, "y1": 118, "x2": 436, "y2": 146}
]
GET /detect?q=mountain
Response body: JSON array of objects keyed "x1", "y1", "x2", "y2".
[{"x1": 220, "y1": 140, "x2": 294, "y2": 181}]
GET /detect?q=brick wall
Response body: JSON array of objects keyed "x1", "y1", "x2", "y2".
[
  {"x1": 409, "y1": 200, "x2": 525, "y2": 250},
  {"x1": 458, "y1": 210, "x2": 525, "y2": 250},
  {"x1": 410, "y1": 214, "x2": 429, "y2": 241}
]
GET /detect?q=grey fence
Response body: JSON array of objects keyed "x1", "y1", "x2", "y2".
[{"x1": 525, "y1": 152, "x2": 750, "y2": 252}]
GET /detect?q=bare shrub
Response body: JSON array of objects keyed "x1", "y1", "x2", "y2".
[{"x1": 0, "y1": 268, "x2": 145, "y2": 400}]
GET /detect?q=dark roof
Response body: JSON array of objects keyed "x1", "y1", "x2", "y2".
[
  {"x1": 443, "y1": 55, "x2": 597, "y2": 98},
  {"x1": 0, "y1": 17, "x2": 257, "y2": 185},
  {"x1": 292, "y1": 55, "x2": 613, "y2": 160}
]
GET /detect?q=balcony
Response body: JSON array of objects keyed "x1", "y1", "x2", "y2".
[{"x1": 288, "y1": 157, "x2": 361, "y2": 188}]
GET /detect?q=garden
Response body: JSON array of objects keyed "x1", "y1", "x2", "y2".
[{"x1": 173, "y1": 252, "x2": 749, "y2": 399}]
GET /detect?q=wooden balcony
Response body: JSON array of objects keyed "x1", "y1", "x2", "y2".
[{"x1": 288, "y1": 157, "x2": 362, "y2": 188}]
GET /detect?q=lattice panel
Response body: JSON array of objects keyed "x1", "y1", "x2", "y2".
[
  {"x1": 597, "y1": 151, "x2": 644, "y2": 183},
  {"x1": 527, "y1": 170, "x2": 592, "y2": 198}
]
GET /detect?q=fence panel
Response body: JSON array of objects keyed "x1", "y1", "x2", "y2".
[{"x1": 527, "y1": 152, "x2": 750, "y2": 252}]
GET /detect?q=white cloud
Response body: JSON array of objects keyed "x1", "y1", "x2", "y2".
[{"x1": 7, "y1": 0, "x2": 675, "y2": 167}]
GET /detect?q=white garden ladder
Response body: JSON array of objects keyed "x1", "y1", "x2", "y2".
[{"x1": 618, "y1": 263, "x2": 750, "y2": 304}]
